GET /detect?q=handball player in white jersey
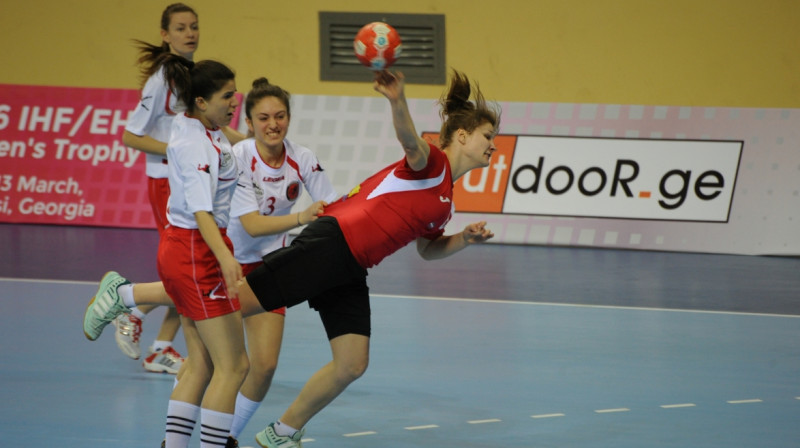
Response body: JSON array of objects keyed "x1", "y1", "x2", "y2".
[
  {"x1": 83, "y1": 74, "x2": 337, "y2": 448},
  {"x1": 113, "y1": 2, "x2": 200, "y2": 373},
  {"x1": 113, "y1": 3, "x2": 246, "y2": 373},
  {"x1": 225, "y1": 77, "x2": 337, "y2": 443}
]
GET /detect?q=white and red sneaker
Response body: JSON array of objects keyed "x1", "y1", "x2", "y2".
[
  {"x1": 143, "y1": 346, "x2": 184, "y2": 374},
  {"x1": 113, "y1": 313, "x2": 142, "y2": 359}
]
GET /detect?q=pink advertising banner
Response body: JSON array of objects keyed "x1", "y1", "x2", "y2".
[
  {"x1": 0, "y1": 84, "x2": 155, "y2": 228},
  {"x1": 0, "y1": 84, "x2": 242, "y2": 229}
]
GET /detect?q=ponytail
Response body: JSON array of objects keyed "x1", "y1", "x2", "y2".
[
  {"x1": 131, "y1": 3, "x2": 198, "y2": 85},
  {"x1": 438, "y1": 70, "x2": 501, "y2": 149}
]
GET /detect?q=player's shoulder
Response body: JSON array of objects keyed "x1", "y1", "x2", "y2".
[
  {"x1": 284, "y1": 139, "x2": 321, "y2": 166},
  {"x1": 284, "y1": 138, "x2": 312, "y2": 156},
  {"x1": 232, "y1": 138, "x2": 256, "y2": 156}
]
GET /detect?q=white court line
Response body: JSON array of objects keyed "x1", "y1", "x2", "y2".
[
  {"x1": 0, "y1": 277, "x2": 102, "y2": 286},
  {"x1": 405, "y1": 424, "x2": 439, "y2": 430},
  {"x1": 532, "y1": 413, "x2": 565, "y2": 419},
  {"x1": 468, "y1": 418, "x2": 501, "y2": 424},
  {"x1": 595, "y1": 408, "x2": 630, "y2": 414},
  {"x1": 727, "y1": 399, "x2": 763, "y2": 404},
  {"x1": 4, "y1": 278, "x2": 798, "y2": 318},
  {"x1": 374, "y1": 293, "x2": 800, "y2": 319},
  {"x1": 661, "y1": 403, "x2": 696, "y2": 409},
  {"x1": 343, "y1": 431, "x2": 377, "y2": 437}
]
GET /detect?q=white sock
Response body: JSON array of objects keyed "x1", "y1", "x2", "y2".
[
  {"x1": 274, "y1": 420, "x2": 300, "y2": 438},
  {"x1": 129, "y1": 306, "x2": 146, "y2": 319},
  {"x1": 119, "y1": 283, "x2": 136, "y2": 308},
  {"x1": 230, "y1": 392, "x2": 261, "y2": 438},
  {"x1": 200, "y1": 408, "x2": 234, "y2": 448},
  {"x1": 151, "y1": 340, "x2": 172, "y2": 352},
  {"x1": 165, "y1": 400, "x2": 199, "y2": 448}
]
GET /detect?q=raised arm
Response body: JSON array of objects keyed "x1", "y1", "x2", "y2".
[{"x1": 373, "y1": 70, "x2": 430, "y2": 171}]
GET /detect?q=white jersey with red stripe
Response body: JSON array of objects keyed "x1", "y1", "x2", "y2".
[
  {"x1": 323, "y1": 143, "x2": 454, "y2": 268},
  {"x1": 228, "y1": 138, "x2": 338, "y2": 263},
  {"x1": 124, "y1": 66, "x2": 185, "y2": 179},
  {"x1": 165, "y1": 113, "x2": 238, "y2": 229}
]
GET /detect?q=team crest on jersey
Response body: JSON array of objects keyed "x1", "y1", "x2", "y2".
[
  {"x1": 220, "y1": 151, "x2": 233, "y2": 169},
  {"x1": 253, "y1": 182, "x2": 264, "y2": 200},
  {"x1": 286, "y1": 181, "x2": 300, "y2": 201}
]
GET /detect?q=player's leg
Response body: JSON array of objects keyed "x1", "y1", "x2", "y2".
[
  {"x1": 230, "y1": 310, "x2": 285, "y2": 441},
  {"x1": 141, "y1": 175, "x2": 184, "y2": 367},
  {"x1": 164, "y1": 315, "x2": 211, "y2": 448},
  {"x1": 112, "y1": 282, "x2": 175, "y2": 359},
  {"x1": 194, "y1": 312, "x2": 249, "y2": 448},
  {"x1": 143, "y1": 307, "x2": 185, "y2": 374},
  {"x1": 255, "y1": 333, "x2": 369, "y2": 447}
]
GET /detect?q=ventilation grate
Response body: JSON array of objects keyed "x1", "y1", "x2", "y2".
[{"x1": 320, "y1": 12, "x2": 445, "y2": 84}]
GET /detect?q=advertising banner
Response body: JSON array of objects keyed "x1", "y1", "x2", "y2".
[
  {"x1": 0, "y1": 84, "x2": 242, "y2": 229},
  {"x1": 0, "y1": 84, "x2": 153, "y2": 228}
]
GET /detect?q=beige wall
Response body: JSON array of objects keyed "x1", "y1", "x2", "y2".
[{"x1": 2, "y1": 0, "x2": 798, "y2": 107}]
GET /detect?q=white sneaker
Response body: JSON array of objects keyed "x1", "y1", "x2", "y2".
[
  {"x1": 255, "y1": 423, "x2": 305, "y2": 448},
  {"x1": 113, "y1": 313, "x2": 142, "y2": 359},
  {"x1": 143, "y1": 346, "x2": 184, "y2": 374}
]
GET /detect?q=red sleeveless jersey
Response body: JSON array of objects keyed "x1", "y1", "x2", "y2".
[{"x1": 323, "y1": 144, "x2": 454, "y2": 268}]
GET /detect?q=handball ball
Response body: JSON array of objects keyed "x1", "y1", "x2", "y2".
[{"x1": 353, "y1": 22, "x2": 402, "y2": 71}]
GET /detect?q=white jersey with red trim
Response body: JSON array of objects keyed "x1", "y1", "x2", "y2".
[
  {"x1": 228, "y1": 138, "x2": 338, "y2": 263},
  {"x1": 165, "y1": 113, "x2": 238, "y2": 229},
  {"x1": 323, "y1": 144, "x2": 454, "y2": 268},
  {"x1": 124, "y1": 66, "x2": 185, "y2": 179}
]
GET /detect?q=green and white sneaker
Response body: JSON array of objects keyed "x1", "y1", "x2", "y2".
[
  {"x1": 83, "y1": 271, "x2": 131, "y2": 341},
  {"x1": 255, "y1": 423, "x2": 305, "y2": 448}
]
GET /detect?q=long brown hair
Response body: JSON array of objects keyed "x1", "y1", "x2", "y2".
[
  {"x1": 438, "y1": 70, "x2": 501, "y2": 148},
  {"x1": 131, "y1": 3, "x2": 198, "y2": 85}
]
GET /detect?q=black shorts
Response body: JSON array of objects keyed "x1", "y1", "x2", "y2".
[{"x1": 246, "y1": 217, "x2": 371, "y2": 339}]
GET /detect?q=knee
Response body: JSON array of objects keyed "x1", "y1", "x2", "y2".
[
  {"x1": 336, "y1": 355, "x2": 368, "y2": 384},
  {"x1": 185, "y1": 358, "x2": 213, "y2": 385},
  {"x1": 234, "y1": 354, "x2": 251, "y2": 380},
  {"x1": 249, "y1": 353, "x2": 278, "y2": 383}
]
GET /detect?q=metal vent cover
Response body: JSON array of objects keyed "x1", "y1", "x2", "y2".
[{"x1": 320, "y1": 12, "x2": 446, "y2": 84}]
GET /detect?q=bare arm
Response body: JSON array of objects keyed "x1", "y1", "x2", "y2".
[
  {"x1": 374, "y1": 71, "x2": 430, "y2": 171},
  {"x1": 416, "y1": 221, "x2": 494, "y2": 260},
  {"x1": 122, "y1": 130, "x2": 168, "y2": 156},
  {"x1": 195, "y1": 211, "x2": 242, "y2": 297},
  {"x1": 238, "y1": 200, "x2": 328, "y2": 237},
  {"x1": 222, "y1": 126, "x2": 247, "y2": 146}
]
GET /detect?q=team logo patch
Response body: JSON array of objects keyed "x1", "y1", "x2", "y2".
[{"x1": 286, "y1": 181, "x2": 300, "y2": 201}]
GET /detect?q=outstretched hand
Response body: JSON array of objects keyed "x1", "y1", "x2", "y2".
[
  {"x1": 298, "y1": 200, "x2": 328, "y2": 226},
  {"x1": 462, "y1": 221, "x2": 494, "y2": 245},
  {"x1": 373, "y1": 70, "x2": 405, "y2": 101}
]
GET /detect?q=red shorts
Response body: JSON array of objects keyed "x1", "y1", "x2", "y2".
[
  {"x1": 241, "y1": 261, "x2": 286, "y2": 316},
  {"x1": 158, "y1": 226, "x2": 241, "y2": 320},
  {"x1": 147, "y1": 177, "x2": 170, "y2": 236}
]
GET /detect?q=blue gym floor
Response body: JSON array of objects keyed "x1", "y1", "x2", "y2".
[{"x1": 1, "y1": 223, "x2": 798, "y2": 447}]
